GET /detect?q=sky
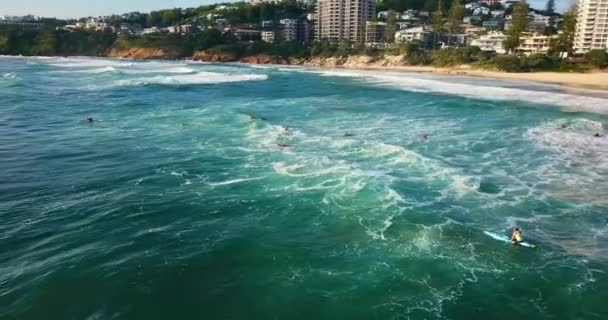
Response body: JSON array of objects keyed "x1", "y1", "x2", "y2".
[
  {"x1": 0, "y1": 0, "x2": 226, "y2": 19},
  {"x1": 1, "y1": 0, "x2": 573, "y2": 19}
]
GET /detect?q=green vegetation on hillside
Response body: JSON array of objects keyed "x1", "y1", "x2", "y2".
[{"x1": 0, "y1": 29, "x2": 116, "y2": 56}]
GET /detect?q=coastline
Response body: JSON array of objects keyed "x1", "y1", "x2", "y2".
[
  {"x1": 356, "y1": 65, "x2": 608, "y2": 91},
  {"x1": 4, "y1": 52, "x2": 608, "y2": 91}
]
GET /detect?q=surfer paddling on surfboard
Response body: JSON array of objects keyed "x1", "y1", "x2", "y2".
[{"x1": 511, "y1": 227, "x2": 523, "y2": 245}]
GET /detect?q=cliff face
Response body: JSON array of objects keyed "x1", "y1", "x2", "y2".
[
  {"x1": 104, "y1": 47, "x2": 405, "y2": 68},
  {"x1": 191, "y1": 51, "x2": 238, "y2": 62},
  {"x1": 302, "y1": 55, "x2": 406, "y2": 68},
  {"x1": 107, "y1": 48, "x2": 180, "y2": 59},
  {"x1": 240, "y1": 55, "x2": 288, "y2": 65},
  {"x1": 191, "y1": 51, "x2": 288, "y2": 65}
]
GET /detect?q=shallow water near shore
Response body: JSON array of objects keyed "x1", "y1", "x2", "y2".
[{"x1": 1, "y1": 56, "x2": 608, "y2": 320}]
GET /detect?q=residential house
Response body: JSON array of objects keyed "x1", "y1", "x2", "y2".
[
  {"x1": 396, "y1": 21, "x2": 412, "y2": 30},
  {"x1": 482, "y1": 19, "x2": 505, "y2": 30},
  {"x1": 400, "y1": 10, "x2": 418, "y2": 20},
  {"x1": 377, "y1": 11, "x2": 389, "y2": 19},
  {"x1": 491, "y1": 10, "x2": 506, "y2": 17},
  {"x1": 262, "y1": 20, "x2": 274, "y2": 28},
  {"x1": 517, "y1": 32, "x2": 558, "y2": 55},
  {"x1": 464, "y1": 16, "x2": 484, "y2": 25},
  {"x1": 502, "y1": 0, "x2": 520, "y2": 8},
  {"x1": 280, "y1": 19, "x2": 298, "y2": 41},
  {"x1": 440, "y1": 33, "x2": 469, "y2": 48},
  {"x1": 261, "y1": 30, "x2": 277, "y2": 43},
  {"x1": 365, "y1": 21, "x2": 386, "y2": 47},
  {"x1": 479, "y1": 0, "x2": 502, "y2": 5},
  {"x1": 233, "y1": 28, "x2": 261, "y2": 41},
  {"x1": 143, "y1": 27, "x2": 162, "y2": 34},
  {"x1": 395, "y1": 26, "x2": 434, "y2": 48},
  {"x1": 465, "y1": 3, "x2": 481, "y2": 10},
  {"x1": 463, "y1": 25, "x2": 485, "y2": 37},
  {"x1": 473, "y1": 7, "x2": 491, "y2": 16},
  {"x1": 470, "y1": 31, "x2": 507, "y2": 53}
]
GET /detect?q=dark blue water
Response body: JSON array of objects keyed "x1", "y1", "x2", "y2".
[{"x1": 1, "y1": 56, "x2": 607, "y2": 320}]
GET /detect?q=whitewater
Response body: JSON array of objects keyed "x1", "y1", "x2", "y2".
[{"x1": 1, "y1": 56, "x2": 607, "y2": 320}]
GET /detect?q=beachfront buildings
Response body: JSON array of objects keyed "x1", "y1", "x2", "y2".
[
  {"x1": 365, "y1": 21, "x2": 386, "y2": 46},
  {"x1": 315, "y1": 0, "x2": 376, "y2": 43},
  {"x1": 470, "y1": 32, "x2": 508, "y2": 54},
  {"x1": 261, "y1": 30, "x2": 277, "y2": 43},
  {"x1": 574, "y1": 0, "x2": 608, "y2": 53},
  {"x1": 517, "y1": 33, "x2": 559, "y2": 55},
  {"x1": 395, "y1": 26, "x2": 433, "y2": 48},
  {"x1": 280, "y1": 19, "x2": 298, "y2": 41}
]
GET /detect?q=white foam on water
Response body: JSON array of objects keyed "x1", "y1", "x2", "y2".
[
  {"x1": 309, "y1": 69, "x2": 608, "y2": 114},
  {"x1": 206, "y1": 177, "x2": 263, "y2": 186},
  {"x1": 121, "y1": 66, "x2": 196, "y2": 74},
  {"x1": 383, "y1": 188, "x2": 406, "y2": 209},
  {"x1": 114, "y1": 71, "x2": 267, "y2": 87},
  {"x1": 2, "y1": 72, "x2": 17, "y2": 79},
  {"x1": 360, "y1": 141, "x2": 479, "y2": 195},
  {"x1": 526, "y1": 118, "x2": 608, "y2": 206},
  {"x1": 48, "y1": 58, "x2": 133, "y2": 68}
]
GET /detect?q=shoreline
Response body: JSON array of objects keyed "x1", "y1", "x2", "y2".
[
  {"x1": 4, "y1": 53, "x2": 608, "y2": 92},
  {"x1": 299, "y1": 63, "x2": 608, "y2": 92}
]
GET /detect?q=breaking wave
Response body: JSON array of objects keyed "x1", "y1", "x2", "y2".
[
  {"x1": 311, "y1": 69, "x2": 608, "y2": 114},
  {"x1": 114, "y1": 71, "x2": 268, "y2": 87}
]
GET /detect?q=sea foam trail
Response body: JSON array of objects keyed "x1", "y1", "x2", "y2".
[{"x1": 309, "y1": 69, "x2": 608, "y2": 114}]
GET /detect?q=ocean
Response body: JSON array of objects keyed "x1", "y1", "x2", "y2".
[{"x1": 1, "y1": 56, "x2": 607, "y2": 320}]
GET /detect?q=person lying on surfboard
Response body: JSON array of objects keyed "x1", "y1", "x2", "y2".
[{"x1": 511, "y1": 227, "x2": 523, "y2": 245}]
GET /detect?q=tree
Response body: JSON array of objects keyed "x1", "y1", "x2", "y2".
[
  {"x1": 431, "y1": 0, "x2": 444, "y2": 49},
  {"x1": 585, "y1": 49, "x2": 608, "y2": 68},
  {"x1": 504, "y1": 1, "x2": 528, "y2": 54},
  {"x1": 0, "y1": 33, "x2": 9, "y2": 54},
  {"x1": 32, "y1": 31, "x2": 57, "y2": 56},
  {"x1": 446, "y1": 0, "x2": 464, "y2": 46},
  {"x1": 544, "y1": 0, "x2": 556, "y2": 35},
  {"x1": 384, "y1": 10, "x2": 397, "y2": 43},
  {"x1": 549, "y1": 7, "x2": 576, "y2": 57}
]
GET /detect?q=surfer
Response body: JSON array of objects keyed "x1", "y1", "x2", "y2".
[
  {"x1": 593, "y1": 132, "x2": 603, "y2": 138},
  {"x1": 86, "y1": 117, "x2": 94, "y2": 123},
  {"x1": 423, "y1": 134, "x2": 429, "y2": 140},
  {"x1": 344, "y1": 132, "x2": 354, "y2": 137},
  {"x1": 511, "y1": 227, "x2": 523, "y2": 245},
  {"x1": 277, "y1": 143, "x2": 290, "y2": 148},
  {"x1": 560, "y1": 123, "x2": 567, "y2": 129},
  {"x1": 283, "y1": 126, "x2": 289, "y2": 132}
]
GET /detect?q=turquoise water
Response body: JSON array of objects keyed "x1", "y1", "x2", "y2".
[{"x1": 1, "y1": 56, "x2": 608, "y2": 320}]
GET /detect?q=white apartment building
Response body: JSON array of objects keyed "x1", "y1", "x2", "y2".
[
  {"x1": 315, "y1": 0, "x2": 376, "y2": 43},
  {"x1": 395, "y1": 26, "x2": 433, "y2": 47},
  {"x1": 261, "y1": 30, "x2": 277, "y2": 43},
  {"x1": 280, "y1": 19, "x2": 298, "y2": 41},
  {"x1": 517, "y1": 33, "x2": 558, "y2": 55},
  {"x1": 574, "y1": 0, "x2": 608, "y2": 53},
  {"x1": 365, "y1": 21, "x2": 386, "y2": 46},
  {"x1": 470, "y1": 32, "x2": 507, "y2": 54}
]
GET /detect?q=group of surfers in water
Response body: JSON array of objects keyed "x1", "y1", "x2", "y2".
[
  {"x1": 84, "y1": 116, "x2": 605, "y2": 139},
  {"x1": 247, "y1": 114, "x2": 432, "y2": 148},
  {"x1": 560, "y1": 122, "x2": 604, "y2": 137},
  {"x1": 82, "y1": 114, "x2": 555, "y2": 246}
]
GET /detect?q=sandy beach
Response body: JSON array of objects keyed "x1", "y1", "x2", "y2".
[
  {"x1": 296, "y1": 55, "x2": 608, "y2": 91},
  {"x1": 333, "y1": 65, "x2": 608, "y2": 91}
]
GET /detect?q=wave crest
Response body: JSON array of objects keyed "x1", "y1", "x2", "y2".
[{"x1": 114, "y1": 72, "x2": 268, "y2": 87}]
